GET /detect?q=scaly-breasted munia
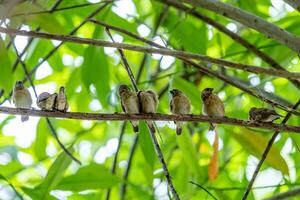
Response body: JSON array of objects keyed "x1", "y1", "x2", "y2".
[
  {"x1": 55, "y1": 86, "x2": 68, "y2": 112},
  {"x1": 118, "y1": 84, "x2": 140, "y2": 133},
  {"x1": 170, "y1": 89, "x2": 191, "y2": 135},
  {"x1": 249, "y1": 107, "x2": 282, "y2": 122},
  {"x1": 201, "y1": 88, "x2": 224, "y2": 130},
  {"x1": 12, "y1": 80, "x2": 32, "y2": 122},
  {"x1": 37, "y1": 92, "x2": 57, "y2": 111},
  {"x1": 138, "y1": 90, "x2": 158, "y2": 133}
]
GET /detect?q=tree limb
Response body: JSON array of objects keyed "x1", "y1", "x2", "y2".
[
  {"x1": 265, "y1": 186, "x2": 300, "y2": 200},
  {"x1": 0, "y1": 107, "x2": 299, "y2": 133},
  {"x1": 283, "y1": 0, "x2": 300, "y2": 12},
  {"x1": 181, "y1": 0, "x2": 300, "y2": 53},
  {"x1": 0, "y1": 27, "x2": 299, "y2": 79}
]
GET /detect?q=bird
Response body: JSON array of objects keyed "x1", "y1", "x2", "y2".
[
  {"x1": 249, "y1": 107, "x2": 282, "y2": 122},
  {"x1": 201, "y1": 88, "x2": 225, "y2": 130},
  {"x1": 138, "y1": 90, "x2": 159, "y2": 133},
  {"x1": 37, "y1": 92, "x2": 57, "y2": 111},
  {"x1": 118, "y1": 84, "x2": 140, "y2": 133},
  {"x1": 170, "y1": 89, "x2": 191, "y2": 135},
  {"x1": 12, "y1": 80, "x2": 32, "y2": 122},
  {"x1": 55, "y1": 86, "x2": 68, "y2": 112}
]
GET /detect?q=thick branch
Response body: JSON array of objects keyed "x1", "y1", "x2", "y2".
[
  {"x1": 265, "y1": 187, "x2": 300, "y2": 200},
  {"x1": 181, "y1": 0, "x2": 300, "y2": 53},
  {"x1": 0, "y1": 27, "x2": 299, "y2": 79},
  {"x1": 283, "y1": 0, "x2": 300, "y2": 12},
  {"x1": 0, "y1": 107, "x2": 299, "y2": 133}
]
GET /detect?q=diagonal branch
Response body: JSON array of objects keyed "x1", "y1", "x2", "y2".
[
  {"x1": 242, "y1": 99, "x2": 300, "y2": 200},
  {"x1": 0, "y1": 107, "x2": 299, "y2": 133},
  {"x1": 157, "y1": 0, "x2": 300, "y2": 90},
  {"x1": 265, "y1": 186, "x2": 300, "y2": 200},
  {"x1": 283, "y1": 0, "x2": 300, "y2": 12},
  {"x1": 1, "y1": 27, "x2": 299, "y2": 79},
  {"x1": 181, "y1": 0, "x2": 300, "y2": 53},
  {"x1": 105, "y1": 24, "x2": 180, "y2": 199}
]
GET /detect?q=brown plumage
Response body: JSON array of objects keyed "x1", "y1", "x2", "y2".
[
  {"x1": 138, "y1": 90, "x2": 158, "y2": 133},
  {"x1": 249, "y1": 107, "x2": 282, "y2": 122},
  {"x1": 12, "y1": 80, "x2": 32, "y2": 122},
  {"x1": 201, "y1": 88, "x2": 224, "y2": 130},
  {"x1": 37, "y1": 92, "x2": 57, "y2": 111},
  {"x1": 55, "y1": 86, "x2": 68, "y2": 112},
  {"x1": 170, "y1": 89, "x2": 191, "y2": 135},
  {"x1": 118, "y1": 84, "x2": 140, "y2": 133}
]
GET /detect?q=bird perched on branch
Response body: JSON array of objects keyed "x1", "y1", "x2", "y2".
[
  {"x1": 55, "y1": 86, "x2": 68, "y2": 112},
  {"x1": 170, "y1": 89, "x2": 191, "y2": 135},
  {"x1": 201, "y1": 88, "x2": 225, "y2": 130},
  {"x1": 138, "y1": 90, "x2": 159, "y2": 133},
  {"x1": 12, "y1": 80, "x2": 32, "y2": 122},
  {"x1": 37, "y1": 92, "x2": 57, "y2": 111},
  {"x1": 249, "y1": 107, "x2": 282, "y2": 122},
  {"x1": 118, "y1": 84, "x2": 140, "y2": 133}
]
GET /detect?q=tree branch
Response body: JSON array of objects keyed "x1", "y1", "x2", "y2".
[
  {"x1": 157, "y1": 0, "x2": 300, "y2": 90},
  {"x1": 0, "y1": 107, "x2": 299, "y2": 133},
  {"x1": 283, "y1": 0, "x2": 300, "y2": 12},
  {"x1": 181, "y1": 0, "x2": 300, "y2": 53},
  {"x1": 265, "y1": 186, "x2": 300, "y2": 200},
  {"x1": 0, "y1": 27, "x2": 299, "y2": 79},
  {"x1": 242, "y1": 99, "x2": 300, "y2": 200}
]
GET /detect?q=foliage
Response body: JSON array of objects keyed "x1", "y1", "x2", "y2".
[{"x1": 0, "y1": 0, "x2": 299, "y2": 199}]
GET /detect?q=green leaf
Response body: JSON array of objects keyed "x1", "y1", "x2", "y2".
[
  {"x1": 139, "y1": 122, "x2": 156, "y2": 169},
  {"x1": 232, "y1": 130, "x2": 289, "y2": 175},
  {"x1": 177, "y1": 131, "x2": 202, "y2": 177},
  {"x1": 33, "y1": 119, "x2": 49, "y2": 160},
  {"x1": 81, "y1": 27, "x2": 110, "y2": 108},
  {"x1": 35, "y1": 148, "x2": 73, "y2": 199},
  {"x1": 0, "y1": 38, "x2": 13, "y2": 95},
  {"x1": 55, "y1": 163, "x2": 120, "y2": 191}
]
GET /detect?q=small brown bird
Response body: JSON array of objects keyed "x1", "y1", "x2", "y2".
[
  {"x1": 201, "y1": 88, "x2": 225, "y2": 130},
  {"x1": 12, "y1": 80, "x2": 32, "y2": 122},
  {"x1": 138, "y1": 90, "x2": 159, "y2": 133},
  {"x1": 170, "y1": 89, "x2": 191, "y2": 135},
  {"x1": 37, "y1": 92, "x2": 57, "y2": 111},
  {"x1": 249, "y1": 107, "x2": 282, "y2": 122},
  {"x1": 118, "y1": 84, "x2": 140, "y2": 133},
  {"x1": 55, "y1": 86, "x2": 68, "y2": 112}
]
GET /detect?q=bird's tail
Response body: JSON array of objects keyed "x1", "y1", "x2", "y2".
[
  {"x1": 209, "y1": 123, "x2": 216, "y2": 131},
  {"x1": 147, "y1": 121, "x2": 155, "y2": 133},
  {"x1": 131, "y1": 121, "x2": 139, "y2": 133},
  {"x1": 176, "y1": 121, "x2": 183, "y2": 135},
  {"x1": 21, "y1": 115, "x2": 29, "y2": 122}
]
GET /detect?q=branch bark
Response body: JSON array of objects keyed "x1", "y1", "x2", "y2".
[
  {"x1": 0, "y1": 107, "x2": 299, "y2": 133},
  {"x1": 181, "y1": 0, "x2": 300, "y2": 53},
  {"x1": 283, "y1": 0, "x2": 300, "y2": 12},
  {"x1": 0, "y1": 27, "x2": 299, "y2": 79},
  {"x1": 265, "y1": 186, "x2": 300, "y2": 200}
]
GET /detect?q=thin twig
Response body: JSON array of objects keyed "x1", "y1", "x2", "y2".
[
  {"x1": 189, "y1": 181, "x2": 218, "y2": 200},
  {"x1": 0, "y1": 107, "x2": 299, "y2": 133},
  {"x1": 106, "y1": 122, "x2": 126, "y2": 200},
  {"x1": 105, "y1": 23, "x2": 179, "y2": 199},
  {"x1": 1, "y1": 27, "x2": 299, "y2": 79},
  {"x1": 265, "y1": 186, "x2": 300, "y2": 200},
  {"x1": 242, "y1": 99, "x2": 300, "y2": 200},
  {"x1": 6, "y1": 0, "x2": 115, "y2": 18}
]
